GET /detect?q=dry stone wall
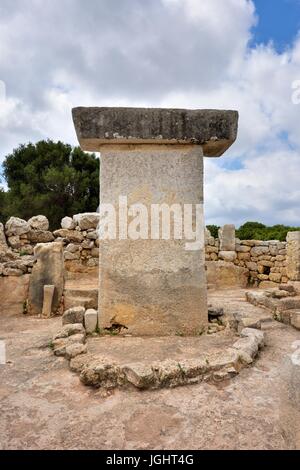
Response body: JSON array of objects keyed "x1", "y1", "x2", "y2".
[
  {"x1": 0, "y1": 213, "x2": 100, "y2": 278},
  {"x1": 0, "y1": 217, "x2": 297, "y2": 290},
  {"x1": 205, "y1": 225, "x2": 288, "y2": 287}
]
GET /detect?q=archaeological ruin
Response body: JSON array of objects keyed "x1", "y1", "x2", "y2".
[{"x1": 1, "y1": 108, "x2": 300, "y2": 395}]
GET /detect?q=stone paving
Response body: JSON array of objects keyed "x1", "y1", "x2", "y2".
[{"x1": 1, "y1": 288, "x2": 300, "y2": 449}]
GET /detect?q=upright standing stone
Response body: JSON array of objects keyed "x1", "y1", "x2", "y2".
[
  {"x1": 219, "y1": 224, "x2": 236, "y2": 251},
  {"x1": 0, "y1": 222, "x2": 8, "y2": 250},
  {"x1": 287, "y1": 232, "x2": 300, "y2": 281},
  {"x1": 42, "y1": 285, "x2": 55, "y2": 318},
  {"x1": 28, "y1": 242, "x2": 64, "y2": 316},
  {"x1": 73, "y1": 107, "x2": 238, "y2": 336}
]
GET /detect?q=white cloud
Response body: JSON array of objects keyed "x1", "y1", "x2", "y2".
[{"x1": 0, "y1": 0, "x2": 300, "y2": 226}]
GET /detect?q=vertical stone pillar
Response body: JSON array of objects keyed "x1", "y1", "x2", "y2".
[
  {"x1": 73, "y1": 107, "x2": 238, "y2": 336},
  {"x1": 219, "y1": 224, "x2": 236, "y2": 251},
  {"x1": 287, "y1": 232, "x2": 300, "y2": 281}
]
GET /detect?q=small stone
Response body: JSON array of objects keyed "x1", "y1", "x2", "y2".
[
  {"x1": 28, "y1": 215, "x2": 49, "y2": 231},
  {"x1": 65, "y1": 343, "x2": 87, "y2": 359},
  {"x1": 84, "y1": 309, "x2": 98, "y2": 334},
  {"x1": 73, "y1": 213, "x2": 100, "y2": 230},
  {"x1": 208, "y1": 307, "x2": 224, "y2": 318},
  {"x1": 27, "y1": 230, "x2": 54, "y2": 243},
  {"x1": 5, "y1": 217, "x2": 30, "y2": 236},
  {"x1": 2, "y1": 267, "x2": 23, "y2": 276},
  {"x1": 218, "y1": 251, "x2": 237, "y2": 263},
  {"x1": 62, "y1": 306, "x2": 85, "y2": 325},
  {"x1": 53, "y1": 323, "x2": 85, "y2": 340},
  {"x1": 61, "y1": 216, "x2": 76, "y2": 230},
  {"x1": 53, "y1": 229, "x2": 84, "y2": 243}
]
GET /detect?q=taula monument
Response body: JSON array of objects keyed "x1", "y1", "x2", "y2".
[{"x1": 72, "y1": 107, "x2": 239, "y2": 336}]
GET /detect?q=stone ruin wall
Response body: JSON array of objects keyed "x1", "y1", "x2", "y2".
[
  {"x1": 205, "y1": 224, "x2": 288, "y2": 288},
  {"x1": 0, "y1": 214, "x2": 100, "y2": 279},
  {"x1": 0, "y1": 216, "x2": 297, "y2": 290}
]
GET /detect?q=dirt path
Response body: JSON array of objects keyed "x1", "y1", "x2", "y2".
[{"x1": 0, "y1": 288, "x2": 300, "y2": 450}]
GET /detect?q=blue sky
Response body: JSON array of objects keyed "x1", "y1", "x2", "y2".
[
  {"x1": 1, "y1": 0, "x2": 300, "y2": 227},
  {"x1": 253, "y1": 0, "x2": 300, "y2": 51}
]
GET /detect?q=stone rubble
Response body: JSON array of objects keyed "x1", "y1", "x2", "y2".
[
  {"x1": 206, "y1": 226, "x2": 289, "y2": 287},
  {"x1": 245, "y1": 284, "x2": 300, "y2": 330},
  {"x1": 69, "y1": 325, "x2": 265, "y2": 391},
  {"x1": 1, "y1": 218, "x2": 298, "y2": 291}
]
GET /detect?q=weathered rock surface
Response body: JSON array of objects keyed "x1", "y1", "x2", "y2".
[
  {"x1": 0, "y1": 274, "x2": 30, "y2": 315},
  {"x1": 286, "y1": 232, "x2": 300, "y2": 281},
  {"x1": 61, "y1": 216, "x2": 76, "y2": 230},
  {"x1": 206, "y1": 261, "x2": 249, "y2": 289},
  {"x1": 218, "y1": 251, "x2": 237, "y2": 263},
  {"x1": 27, "y1": 230, "x2": 54, "y2": 243},
  {"x1": 28, "y1": 215, "x2": 49, "y2": 231},
  {"x1": 291, "y1": 311, "x2": 300, "y2": 330},
  {"x1": 72, "y1": 107, "x2": 239, "y2": 157},
  {"x1": 53, "y1": 323, "x2": 86, "y2": 339},
  {"x1": 84, "y1": 309, "x2": 98, "y2": 333},
  {"x1": 62, "y1": 306, "x2": 85, "y2": 325},
  {"x1": 77, "y1": 329, "x2": 264, "y2": 391},
  {"x1": 246, "y1": 288, "x2": 300, "y2": 331},
  {"x1": 0, "y1": 222, "x2": 8, "y2": 249},
  {"x1": 218, "y1": 225, "x2": 236, "y2": 251},
  {"x1": 28, "y1": 242, "x2": 64, "y2": 316},
  {"x1": 5, "y1": 217, "x2": 30, "y2": 236},
  {"x1": 65, "y1": 343, "x2": 87, "y2": 359},
  {"x1": 53, "y1": 229, "x2": 84, "y2": 243},
  {"x1": 53, "y1": 333, "x2": 86, "y2": 356},
  {"x1": 73, "y1": 213, "x2": 99, "y2": 230}
]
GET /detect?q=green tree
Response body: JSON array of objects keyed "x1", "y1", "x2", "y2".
[
  {"x1": 2, "y1": 140, "x2": 99, "y2": 229},
  {"x1": 206, "y1": 225, "x2": 220, "y2": 238}
]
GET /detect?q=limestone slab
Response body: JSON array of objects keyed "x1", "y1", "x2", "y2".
[{"x1": 72, "y1": 107, "x2": 238, "y2": 157}]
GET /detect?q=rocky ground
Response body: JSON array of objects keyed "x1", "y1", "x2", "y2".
[{"x1": 0, "y1": 288, "x2": 300, "y2": 450}]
